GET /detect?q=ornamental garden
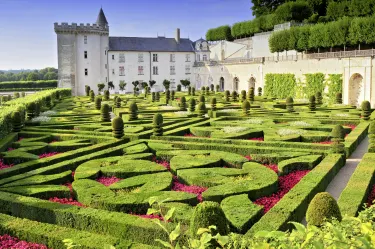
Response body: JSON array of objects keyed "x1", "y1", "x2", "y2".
[{"x1": 0, "y1": 82, "x2": 374, "y2": 249}]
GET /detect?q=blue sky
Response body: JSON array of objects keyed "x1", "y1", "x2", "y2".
[{"x1": 0, "y1": 0, "x2": 253, "y2": 70}]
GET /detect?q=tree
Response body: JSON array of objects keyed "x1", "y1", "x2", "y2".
[
  {"x1": 141, "y1": 82, "x2": 148, "y2": 90},
  {"x1": 97, "y1": 83, "x2": 105, "y2": 93},
  {"x1": 162, "y1": 79, "x2": 171, "y2": 90},
  {"x1": 275, "y1": 1, "x2": 313, "y2": 23},
  {"x1": 119, "y1": 81, "x2": 126, "y2": 91},
  {"x1": 44, "y1": 72, "x2": 57, "y2": 80},
  {"x1": 26, "y1": 72, "x2": 39, "y2": 81},
  {"x1": 108, "y1": 81, "x2": 115, "y2": 90},
  {"x1": 149, "y1": 80, "x2": 156, "y2": 89},
  {"x1": 132, "y1": 81, "x2": 139, "y2": 95},
  {"x1": 180, "y1": 79, "x2": 191, "y2": 89},
  {"x1": 251, "y1": 0, "x2": 287, "y2": 18}
]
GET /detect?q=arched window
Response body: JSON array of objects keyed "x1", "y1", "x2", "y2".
[
  {"x1": 203, "y1": 55, "x2": 207, "y2": 61},
  {"x1": 233, "y1": 77, "x2": 239, "y2": 91},
  {"x1": 220, "y1": 77, "x2": 225, "y2": 91}
]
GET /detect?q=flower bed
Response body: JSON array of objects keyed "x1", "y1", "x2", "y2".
[
  {"x1": 96, "y1": 176, "x2": 121, "y2": 186},
  {"x1": 0, "y1": 234, "x2": 49, "y2": 249}
]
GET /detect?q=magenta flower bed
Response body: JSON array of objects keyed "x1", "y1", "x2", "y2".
[
  {"x1": 96, "y1": 176, "x2": 121, "y2": 186},
  {"x1": 315, "y1": 141, "x2": 333, "y2": 145},
  {"x1": 7, "y1": 148, "x2": 14, "y2": 151},
  {"x1": 184, "y1": 133, "x2": 196, "y2": 137},
  {"x1": 254, "y1": 169, "x2": 310, "y2": 213},
  {"x1": 0, "y1": 234, "x2": 49, "y2": 249},
  {"x1": 0, "y1": 160, "x2": 14, "y2": 170},
  {"x1": 172, "y1": 176, "x2": 207, "y2": 202},
  {"x1": 263, "y1": 164, "x2": 278, "y2": 173},
  {"x1": 248, "y1": 137, "x2": 264, "y2": 141},
  {"x1": 131, "y1": 213, "x2": 164, "y2": 221},
  {"x1": 345, "y1": 124, "x2": 357, "y2": 131},
  {"x1": 152, "y1": 156, "x2": 171, "y2": 171},
  {"x1": 49, "y1": 197, "x2": 85, "y2": 207},
  {"x1": 39, "y1": 152, "x2": 60, "y2": 159},
  {"x1": 367, "y1": 184, "x2": 375, "y2": 206}
]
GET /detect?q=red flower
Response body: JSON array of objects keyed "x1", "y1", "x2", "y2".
[
  {"x1": 96, "y1": 176, "x2": 121, "y2": 186},
  {"x1": 49, "y1": 197, "x2": 85, "y2": 207},
  {"x1": 248, "y1": 137, "x2": 264, "y2": 141},
  {"x1": 172, "y1": 176, "x2": 207, "y2": 202},
  {"x1": 367, "y1": 184, "x2": 375, "y2": 207},
  {"x1": 314, "y1": 141, "x2": 333, "y2": 145},
  {"x1": 0, "y1": 160, "x2": 13, "y2": 170},
  {"x1": 0, "y1": 234, "x2": 49, "y2": 249},
  {"x1": 39, "y1": 152, "x2": 60, "y2": 159}
]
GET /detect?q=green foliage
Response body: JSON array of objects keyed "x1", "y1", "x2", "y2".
[
  {"x1": 112, "y1": 116, "x2": 124, "y2": 139},
  {"x1": 177, "y1": 84, "x2": 182, "y2": 91},
  {"x1": 0, "y1": 68, "x2": 58, "y2": 82},
  {"x1": 11, "y1": 111, "x2": 23, "y2": 132},
  {"x1": 231, "y1": 91, "x2": 238, "y2": 102},
  {"x1": 118, "y1": 81, "x2": 126, "y2": 92},
  {"x1": 210, "y1": 84, "x2": 214, "y2": 92},
  {"x1": 26, "y1": 102, "x2": 36, "y2": 120},
  {"x1": 192, "y1": 87, "x2": 196, "y2": 96},
  {"x1": 129, "y1": 102, "x2": 138, "y2": 121},
  {"x1": 206, "y1": 25, "x2": 233, "y2": 41},
  {"x1": 95, "y1": 97, "x2": 102, "y2": 110},
  {"x1": 197, "y1": 103, "x2": 207, "y2": 118},
  {"x1": 264, "y1": 74, "x2": 296, "y2": 99},
  {"x1": 306, "y1": 192, "x2": 342, "y2": 226},
  {"x1": 156, "y1": 92, "x2": 161, "y2": 102},
  {"x1": 309, "y1": 95, "x2": 316, "y2": 111},
  {"x1": 336, "y1": 92, "x2": 343, "y2": 104},
  {"x1": 205, "y1": 86, "x2": 210, "y2": 96},
  {"x1": 89, "y1": 90, "x2": 95, "y2": 102},
  {"x1": 210, "y1": 97, "x2": 217, "y2": 111},
  {"x1": 331, "y1": 124, "x2": 345, "y2": 154},
  {"x1": 257, "y1": 87, "x2": 262, "y2": 96},
  {"x1": 104, "y1": 90, "x2": 110, "y2": 101},
  {"x1": 199, "y1": 95, "x2": 205, "y2": 103},
  {"x1": 361, "y1": 101, "x2": 371, "y2": 120},
  {"x1": 188, "y1": 86, "x2": 192, "y2": 95},
  {"x1": 148, "y1": 80, "x2": 156, "y2": 89},
  {"x1": 242, "y1": 100, "x2": 251, "y2": 116},
  {"x1": 171, "y1": 90, "x2": 175, "y2": 101},
  {"x1": 304, "y1": 73, "x2": 325, "y2": 98},
  {"x1": 115, "y1": 97, "x2": 121, "y2": 108},
  {"x1": 151, "y1": 92, "x2": 156, "y2": 102},
  {"x1": 326, "y1": 74, "x2": 343, "y2": 104},
  {"x1": 315, "y1": 91, "x2": 323, "y2": 105},
  {"x1": 215, "y1": 85, "x2": 220, "y2": 92},
  {"x1": 275, "y1": 1, "x2": 312, "y2": 22},
  {"x1": 97, "y1": 83, "x2": 105, "y2": 93},
  {"x1": 189, "y1": 98, "x2": 196, "y2": 112},
  {"x1": 163, "y1": 80, "x2": 171, "y2": 90},
  {"x1": 180, "y1": 97, "x2": 187, "y2": 111},
  {"x1": 248, "y1": 87, "x2": 255, "y2": 102},
  {"x1": 101, "y1": 104, "x2": 110, "y2": 122},
  {"x1": 166, "y1": 90, "x2": 171, "y2": 105},
  {"x1": 224, "y1": 90, "x2": 230, "y2": 102},
  {"x1": 286, "y1": 97, "x2": 294, "y2": 113},
  {"x1": 153, "y1": 114, "x2": 163, "y2": 136}
]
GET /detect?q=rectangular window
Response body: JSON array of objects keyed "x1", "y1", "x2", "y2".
[
  {"x1": 186, "y1": 54, "x2": 190, "y2": 62},
  {"x1": 105, "y1": 50, "x2": 106, "y2": 55},
  {"x1": 170, "y1": 54, "x2": 175, "y2": 62},
  {"x1": 185, "y1": 65, "x2": 190, "y2": 74},
  {"x1": 84, "y1": 68, "x2": 88, "y2": 76},
  {"x1": 138, "y1": 53, "x2": 144, "y2": 62},
  {"x1": 153, "y1": 66, "x2": 158, "y2": 75},
  {"x1": 153, "y1": 54, "x2": 158, "y2": 62},
  {"x1": 112, "y1": 54, "x2": 115, "y2": 60},
  {"x1": 106, "y1": 77, "x2": 107, "y2": 82},
  {"x1": 197, "y1": 54, "x2": 200, "y2": 61},
  {"x1": 84, "y1": 51, "x2": 87, "y2": 59},
  {"x1": 170, "y1": 65, "x2": 175, "y2": 75},
  {"x1": 119, "y1": 66, "x2": 125, "y2": 76},
  {"x1": 170, "y1": 79, "x2": 175, "y2": 88},
  {"x1": 84, "y1": 36, "x2": 87, "y2": 44},
  {"x1": 203, "y1": 55, "x2": 207, "y2": 61},
  {"x1": 105, "y1": 64, "x2": 107, "y2": 69},
  {"x1": 138, "y1": 66, "x2": 144, "y2": 75},
  {"x1": 119, "y1": 53, "x2": 125, "y2": 63},
  {"x1": 112, "y1": 69, "x2": 115, "y2": 75}
]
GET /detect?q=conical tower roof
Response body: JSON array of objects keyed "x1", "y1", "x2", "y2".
[{"x1": 96, "y1": 8, "x2": 108, "y2": 26}]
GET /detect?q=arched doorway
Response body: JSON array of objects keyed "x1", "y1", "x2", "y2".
[
  {"x1": 219, "y1": 77, "x2": 225, "y2": 91},
  {"x1": 233, "y1": 77, "x2": 239, "y2": 91},
  {"x1": 248, "y1": 77, "x2": 256, "y2": 89},
  {"x1": 196, "y1": 75, "x2": 202, "y2": 89},
  {"x1": 348, "y1": 73, "x2": 363, "y2": 106}
]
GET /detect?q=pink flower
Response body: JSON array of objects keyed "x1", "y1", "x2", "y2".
[
  {"x1": 248, "y1": 137, "x2": 264, "y2": 141},
  {"x1": 184, "y1": 133, "x2": 195, "y2": 137},
  {"x1": 244, "y1": 155, "x2": 252, "y2": 161},
  {"x1": 345, "y1": 124, "x2": 356, "y2": 131},
  {"x1": 367, "y1": 184, "x2": 375, "y2": 207},
  {"x1": 96, "y1": 176, "x2": 121, "y2": 186},
  {"x1": 7, "y1": 148, "x2": 14, "y2": 151},
  {"x1": 314, "y1": 141, "x2": 333, "y2": 145},
  {"x1": 48, "y1": 197, "x2": 85, "y2": 207},
  {"x1": 152, "y1": 157, "x2": 171, "y2": 171},
  {"x1": 17, "y1": 137, "x2": 24, "y2": 142},
  {"x1": 0, "y1": 160, "x2": 14, "y2": 170},
  {"x1": 39, "y1": 152, "x2": 60, "y2": 159},
  {"x1": 172, "y1": 176, "x2": 207, "y2": 202},
  {"x1": 263, "y1": 164, "x2": 278, "y2": 173},
  {"x1": 130, "y1": 213, "x2": 165, "y2": 221},
  {"x1": 0, "y1": 234, "x2": 49, "y2": 249}
]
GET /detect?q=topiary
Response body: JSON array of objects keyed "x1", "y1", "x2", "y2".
[
  {"x1": 240, "y1": 90, "x2": 246, "y2": 102},
  {"x1": 361, "y1": 101, "x2": 371, "y2": 121},
  {"x1": 21, "y1": 92, "x2": 26, "y2": 98},
  {"x1": 316, "y1": 91, "x2": 323, "y2": 105},
  {"x1": 188, "y1": 86, "x2": 192, "y2": 95},
  {"x1": 177, "y1": 84, "x2": 181, "y2": 92},
  {"x1": 189, "y1": 201, "x2": 230, "y2": 239},
  {"x1": 165, "y1": 90, "x2": 171, "y2": 105},
  {"x1": 115, "y1": 97, "x2": 122, "y2": 108},
  {"x1": 45, "y1": 96, "x2": 52, "y2": 109},
  {"x1": 156, "y1": 92, "x2": 160, "y2": 102},
  {"x1": 215, "y1": 84, "x2": 220, "y2": 92},
  {"x1": 128, "y1": 102, "x2": 138, "y2": 121},
  {"x1": 55, "y1": 91, "x2": 61, "y2": 101},
  {"x1": 34, "y1": 101, "x2": 41, "y2": 116},
  {"x1": 85, "y1": 85, "x2": 91, "y2": 96},
  {"x1": 306, "y1": 192, "x2": 342, "y2": 227},
  {"x1": 224, "y1": 90, "x2": 230, "y2": 102},
  {"x1": 211, "y1": 97, "x2": 217, "y2": 111},
  {"x1": 192, "y1": 87, "x2": 196, "y2": 96},
  {"x1": 153, "y1": 113, "x2": 163, "y2": 136},
  {"x1": 199, "y1": 95, "x2": 205, "y2": 103},
  {"x1": 232, "y1": 91, "x2": 238, "y2": 102},
  {"x1": 286, "y1": 97, "x2": 294, "y2": 112},
  {"x1": 104, "y1": 90, "x2": 110, "y2": 101},
  {"x1": 249, "y1": 87, "x2": 255, "y2": 102},
  {"x1": 331, "y1": 124, "x2": 345, "y2": 154},
  {"x1": 210, "y1": 84, "x2": 214, "y2": 92},
  {"x1": 152, "y1": 92, "x2": 156, "y2": 102},
  {"x1": 180, "y1": 96, "x2": 187, "y2": 111},
  {"x1": 95, "y1": 96, "x2": 102, "y2": 110},
  {"x1": 258, "y1": 87, "x2": 262, "y2": 96},
  {"x1": 242, "y1": 100, "x2": 251, "y2": 116},
  {"x1": 171, "y1": 90, "x2": 175, "y2": 100},
  {"x1": 13, "y1": 92, "x2": 20, "y2": 99},
  {"x1": 201, "y1": 86, "x2": 205, "y2": 95},
  {"x1": 197, "y1": 102, "x2": 207, "y2": 118},
  {"x1": 189, "y1": 98, "x2": 196, "y2": 112},
  {"x1": 206, "y1": 86, "x2": 210, "y2": 95},
  {"x1": 90, "y1": 90, "x2": 95, "y2": 102},
  {"x1": 101, "y1": 104, "x2": 111, "y2": 122},
  {"x1": 112, "y1": 116, "x2": 124, "y2": 139},
  {"x1": 26, "y1": 102, "x2": 36, "y2": 120},
  {"x1": 336, "y1": 92, "x2": 342, "y2": 104},
  {"x1": 11, "y1": 111, "x2": 23, "y2": 132},
  {"x1": 309, "y1": 95, "x2": 316, "y2": 111}
]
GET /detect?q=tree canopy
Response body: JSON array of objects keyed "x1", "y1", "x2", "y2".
[{"x1": 0, "y1": 67, "x2": 58, "y2": 82}]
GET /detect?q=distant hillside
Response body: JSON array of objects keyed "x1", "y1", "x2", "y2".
[{"x1": 0, "y1": 68, "x2": 58, "y2": 82}]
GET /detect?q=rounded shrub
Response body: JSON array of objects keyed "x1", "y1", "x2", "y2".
[
  {"x1": 309, "y1": 95, "x2": 316, "y2": 111},
  {"x1": 336, "y1": 92, "x2": 342, "y2": 104},
  {"x1": 189, "y1": 98, "x2": 196, "y2": 112},
  {"x1": 171, "y1": 90, "x2": 175, "y2": 100},
  {"x1": 331, "y1": 124, "x2": 345, "y2": 154},
  {"x1": 188, "y1": 86, "x2": 192, "y2": 95},
  {"x1": 90, "y1": 90, "x2": 95, "y2": 102},
  {"x1": 232, "y1": 91, "x2": 238, "y2": 102},
  {"x1": 153, "y1": 113, "x2": 163, "y2": 136},
  {"x1": 248, "y1": 88, "x2": 255, "y2": 102},
  {"x1": 306, "y1": 192, "x2": 342, "y2": 226},
  {"x1": 197, "y1": 102, "x2": 207, "y2": 118},
  {"x1": 215, "y1": 84, "x2": 220, "y2": 92},
  {"x1": 331, "y1": 124, "x2": 345, "y2": 140},
  {"x1": 95, "y1": 96, "x2": 102, "y2": 110},
  {"x1": 13, "y1": 92, "x2": 20, "y2": 99},
  {"x1": 11, "y1": 111, "x2": 23, "y2": 132},
  {"x1": 128, "y1": 102, "x2": 138, "y2": 121},
  {"x1": 315, "y1": 91, "x2": 323, "y2": 105},
  {"x1": 286, "y1": 97, "x2": 294, "y2": 112},
  {"x1": 210, "y1": 84, "x2": 214, "y2": 92},
  {"x1": 101, "y1": 104, "x2": 111, "y2": 122},
  {"x1": 210, "y1": 97, "x2": 217, "y2": 111},
  {"x1": 180, "y1": 96, "x2": 187, "y2": 111},
  {"x1": 104, "y1": 90, "x2": 110, "y2": 101},
  {"x1": 199, "y1": 95, "x2": 205, "y2": 103},
  {"x1": 201, "y1": 86, "x2": 205, "y2": 95},
  {"x1": 242, "y1": 100, "x2": 251, "y2": 116},
  {"x1": 112, "y1": 116, "x2": 124, "y2": 139},
  {"x1": 361, "y1": 101, "x2": 371, "y2": 121},
  {"x1": 258, "y1": 87, "x2": 262, "y2": 96},
  {"x1": 151, "y1": 92, "x2": 156, "y2": 102},
  {"x1": 205, "y1": 86, "x2": 210, "y2": 95},
  {"x1": 224, "y1": 90, "x2": 230, "y2": 102},
  {"x1": 189, "y1": 201, "x2": 230, "y2": 238},
  {"x1": 85, "y1": 85, "x2": 91, "y2": 96},
  {"x1": 115, "y1": 97, "x2": 122, "y2": 108},
  {"x1": 21, "y1": 92, "x2": 26, "y2": 98},
  {"x1": 26, "y1": 102, "x2": 36, "y2": 120},
  {"x1": 240, "y1": 90, "x2": 246, "y2": 102},
  {"x1": 177, "y1": 84, "x2": 181, "y2": 92},
  {"x1": 192, "y1": 87, "x2": 196, "y2": 96}
]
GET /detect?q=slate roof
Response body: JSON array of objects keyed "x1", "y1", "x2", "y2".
[
  {"x1": 108, "y1": 37, "x2": 195, "y2": 52},
  {"x1": 96, "y1": 8, "x2": 108, "y2": 26}
]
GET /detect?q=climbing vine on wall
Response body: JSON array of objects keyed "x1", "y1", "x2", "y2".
[
  {"x1": 304, "y1": 73, "x2": 325, "y2": 98},
  {"x1": 326, "y1": 74, "x2": 343, "y2": 104},
  {"x1": 264, "y1": 74, "x2": 296, "y2": 99}
]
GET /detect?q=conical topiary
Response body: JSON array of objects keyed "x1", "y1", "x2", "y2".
[
  {"x1": 331, "y1": 124, "x2": 345, "y2": 154},
  {"x1": 171, "y1": 90, "x2": 175, "y2": 101},
  {"x1": 286, "y1": 97, "x2": 294, "y2": 112},
  {"x1": 165, "y1": 90, "x2": 171, "y2": 105},
  {"x1": 201, "y1": 86, "x2": 205, "y2": 95},
  {"x1": 189, "y1": 98, "x2": 196, "y2": 112},
  {"x1": 152, "y1": 92, "x2": 156, "y2": 102},
  {"x1": 90, "y1": 90, "x2": 95, "y2": 102},
  {"x1": 210, "y1": 84, "x2": 214, "y2": 92},
  {"x1": 26, "y1": 102, "x2": 36, "y2": 120},
  {"x1": 188, "y1": 86, "x2": 192, "y2": 95},
  {"x1": 211, "y1": 97, "x2": 217, "y2": 111},
  {"x1": 11, "y1": 111, "x2": 23, "y2": 132},
  {"x1": 215, "y1": 84, "x2": 220, "y2": 92},
  {"x1": 242, "y1": 100, "x2": 251, "y2": 116},
  {"x1": 104, "y1": 90, "x2": 110, "y2": 101},
  {"x1": 258, "y1": 87, "x2": 262, "y2": 96},
  {"x1": 232, "y1": 91, "x2": 238, "y2": 102},
  {"x1": 309, "y1": 95, "x2": 316, "y2": 111},
  {"x1": 180, "y1": 96, "x2": 187, "y2": 111},
  {"x1": 361, "y1": 101, "x2": 371, "y2": 121},
  {"x1": 192, "y1": 87, "x2": 196, "y2": 96},
  {"x1": 129, "y1": 102, "x2": 138, "y2": 121},
  {"x1": 205, "y1": 86, "x2": 210, "y2": 95},
  {"x1": 95, "y1": 96, "x2": 102, "y2": 110},
  {"x1": 197, "y1": 102, "x2": 206, "y2": 118},
  {"x1": 85, "y1": 85, "x2": 91, "y2": 96},
  {"x1": 199, "y1": 95, "x2": 205, "y2": 103},
  {"x1": 306, "y1": 192, "x2": 342, "y2": 226},
  {"x1": 240, "y1": 90, "x2": 246, "y2": 102},
  {"x1": 190, "y1": 201, "x2": 230, "y2": 239},
  {"x1": 249, "y1": 87, "x2": 255, "y2": 102},
  {"x1": 316, "y1": 92, "x2": 323, "y2": 105},
  {"x1": 153, "y1": 113, "x2": 163, "y2": 136},
  {"x1": 224, "y1": 90, "x2": 230, "y2": 102},
  {"x1": 156, "y1": 92, "x2": 160, "y2": 102},
  {"x1": 101, "y1": 104, "x2": 111, "y2": 122},
  {"x1": 112, "y1": 116, "x2": 124, "y2": 139},
  {"x1": 336, "y1": 92, "x2": 342, "y2": 104},
  {"x1": 115, "y1": 97, "x2": 122, "y2": 108}
]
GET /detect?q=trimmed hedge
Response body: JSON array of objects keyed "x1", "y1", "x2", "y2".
[
  {"x1": 0, "y1": 80, "x2": 57, "y2": 89},
  {"x1": 206, "y1": 25, "x2": 233, "y2": 41}
]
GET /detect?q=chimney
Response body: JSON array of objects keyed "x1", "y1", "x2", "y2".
[{"x1": 175, "y1": 28, "x2": 180, "y2": 44}]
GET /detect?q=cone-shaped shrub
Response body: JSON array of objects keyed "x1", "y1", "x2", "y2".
[
  {"x1": 85, "y1": 85, "x2": 91, "y2": 96},
  {"x1": 232, "y1": 91, "x2": 238, "y2": 102},
  {"x1": 12, "y1": 111, "x2": 23, "y2": 132},
  {"x1": 153, "y1": 113, "x2": 163, "y2": 136},
  {"x1": 205, "y1": 86, "x2": 210, "y2": 95},
  {"x1": 180, "y1": 96, "x2": 187, "y2": 111},
  {"x1": 104, "y1": 90, "x2": 110, "y2": 101},
  {"x1": 197, "y1": 102, "x2": 207, "y2": 118},
  {"x1": 152, "y1": 92, "x2": 156, "y2": 102},
  {"x1": 90, "y1": 90, "x2": 95, "y2": 102},
  {"x1": 361, "y1": 101, "x2": 371, "y2": 120},
  {"x1": 211, "y1": 97, "x2": 217, "y2": 111},
  {"x1": 101, "y1": 104, "x2": 111, "y2": 122},
  {"x1": 336, "y1": 92, "x2": 342, "y2": 104},
  {"x1": 199, "y1": 95, "x2": 205, "y2": 103},
  {"x1": 240, "y1": 90, "x2": 246, "y2": 102},
  {"x1": 165, "y1": 90, "x2": 171, "y2": 105},
  {"x1": 177, "y1": 84, "x2": 181, "y2": 91},
  {"x1": 242, "y1": 100, "x2": 251, "y2": 116},
  {"x1": 156, "y1": 92, "x2": 160, "y2": 102},
  {"x1": 115, "y1": 97, "x2": 122, "y2": 108},
  {"x1": 309, "y1": 95, "x2": 316, "y2": 111},
  {"x1": 129, "y1": 102, "x2": 138, "y2": 121},
  {"x1": 26, "y1": 102, "x2": 36, "y2": 120},
  {"x1": 45, "y1": 96, "x2": 52, "y2": 109},
  {"x1": 286, "y1": 97, "x2": 294, "y2": 112},
  {"x1": 171, "y1": 90, "x2": 175, "y2": 100},
  {"x1": 190, "y1": 201, "x2": 230, "y2": 238},
  {"x1": 201, "y1": 86, "x2": 205, "y2": 95},
  {"x1": 192, "y1": 87, "x2": 196, "y2": 96},
  {"x1": 210, "y1": 84, "x2": 214, "y2": 92},
  {"x1": 21, "y1": 92, "x2": 26, "y2": 97},
  {"x1": 224, "y1": 90, "x2": 230, "y2": 102},
  {"x1": 316, "y1": 92, "x2": 323, "y2": 105},
  {"x1": 258, "y1": 87, "x2": 262, "y2": 96},
  {"x1": 331, "y1": 124, "x2": 345, "y2": 154},
  {"x1": 95, "y1": 97, "x2": 102, "y2": 110},
  {"x1": 13, "y1": 92, "x2": 20, "y2": 99},
  {"x1": 112, "y1": 116, "x2": 124, "y2": 139},
  {"x1": 189, "y1": 98, "x2": 196, "y2": 112},
  {"x1": 215, "y1": 84, "x2": 220, "y2": 92},
  {"x1": 249, "y1": 87, "x2": 255, "y2": 102},
  {"x1": 188, "y1": 86, "x2": 192, "y2": 95},
  {"x1": 306, "y1": 192, "x2": 342, "y2": 226}
]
